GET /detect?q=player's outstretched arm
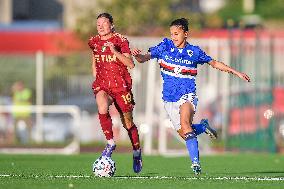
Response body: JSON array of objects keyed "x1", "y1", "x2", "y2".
[
  {"x1": 132, "y1": 49, "x2": 151, "y2": 63},
  {"x1": 208, "y1": 60, "x2": 250, "y2": 82}
]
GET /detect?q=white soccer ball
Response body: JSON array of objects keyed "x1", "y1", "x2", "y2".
[{"x1": 92, "y1": 156, "x2": 116, "y2": 177}]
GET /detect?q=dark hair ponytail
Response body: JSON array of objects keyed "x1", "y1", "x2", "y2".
[{"x1": 170, "y1": 18, "x2": 189, "y2": 32}]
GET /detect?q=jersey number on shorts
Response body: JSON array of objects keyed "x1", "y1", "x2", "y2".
[{"x1": 121, "y1": 93, "x2": 132, "y2": 104}]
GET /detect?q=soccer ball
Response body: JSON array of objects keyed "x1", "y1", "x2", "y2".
[{"x1": 92, "y1": 156, "x2": 116, "y2": 177}]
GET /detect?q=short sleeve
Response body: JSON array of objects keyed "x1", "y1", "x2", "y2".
[
  {"x1": 120, "y1": 39, "x2": 131, "y2": 54},
  {"x1": 88, "y1": 36, "x2": 97, "y2": 51},
  {"x1": 88, "y1": 39, "x2": 93, "y2": 49},
  {"x1": 197, "y1": 47, "x2": 212, "y2": 65},
  {"x1": 148, "y1": 38, "x2": 170, "y2": 59}
]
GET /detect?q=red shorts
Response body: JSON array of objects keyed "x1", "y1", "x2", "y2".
[{"x1": 92, "y1": 84, "x2": 135, "y2": 113}]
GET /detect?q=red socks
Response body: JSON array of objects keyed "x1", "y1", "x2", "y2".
[
  {"x1": 127, "y1": 124, "x2": 140, "y2": 150},
  {"x1": 98, "y1": 113, "x2": 113, "y2": 140},
  {"x1": 98, "y1": 113, "x2": 140, "y2": 150}
]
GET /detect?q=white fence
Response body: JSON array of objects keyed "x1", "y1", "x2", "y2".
[
  {"x1": 0, "y1": 36, "x2": 283, "y2": 155},
  {"x1": 0, "y1": 105, "x2": 80, "y2": 154}
]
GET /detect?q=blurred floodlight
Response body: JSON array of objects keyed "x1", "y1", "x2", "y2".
[
  {"x1": 17, "y1": 120, "x2": 27, "y2": 131},
  {"x1": 279, "y1": 123, "x2": 284, "y2": 137},
  {"x1": 140, "y1": 123, "x2": 150, "y2": 134},
  {"x1": 263, "y1": 109, "x2": 274, "y2": 120},
  {"x1": 199, "y1": 0, "x2": 225, "y2": 14}
]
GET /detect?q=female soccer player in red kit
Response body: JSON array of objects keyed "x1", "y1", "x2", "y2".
[{"x1": 88, "y1": 13, "x2": 142, "y2": 173}]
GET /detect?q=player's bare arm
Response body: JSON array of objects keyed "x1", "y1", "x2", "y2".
[
  {"x1": 92, "y1": 54, "x2": 97, "y2": 77},
  {"x1": 132, "y1": 49, "x2": 151, "y2": 63},
  {"x1": 208, "y1": 60, "x2": 250, "y2": 82},
  {"x1": 104, "y1": 42, "x2": 135, "y2": 69}
]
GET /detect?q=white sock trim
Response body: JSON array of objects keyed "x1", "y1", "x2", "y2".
[{"x1": 107, "y1": 139, "x2": 115, "y2": 146}]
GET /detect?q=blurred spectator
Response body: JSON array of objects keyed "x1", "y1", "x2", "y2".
[
  {"x1": 11, "y1": 81, "x2": 32, "y2": 144},
  {"x1": 0, "y1": 96, "x2": 13, "y2": 144}
]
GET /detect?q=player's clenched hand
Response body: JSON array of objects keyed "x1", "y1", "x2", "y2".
[
  {"x1": 131, "y1": 49, "x2": 151, "y2": 63},
  {"x1": 104, "y1": 42, "x2": 116, "y2": 53},
  {"x1": 132, "y1": 49, "x2": 142, "y2": 57},
  {"x1": 237, "y1": 72, "x2": 251, "y2": 82}
]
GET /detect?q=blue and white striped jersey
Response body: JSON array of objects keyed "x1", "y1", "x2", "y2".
[{"x1": 148, "y1": 38, "x2": 212, "y2": 102}]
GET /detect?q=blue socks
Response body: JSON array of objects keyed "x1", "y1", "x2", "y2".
[
  {"x1": 192, "y1": 123, "x2": 206, "y2": 135},
  {"x1": 185, "y1": 132, "x2": 200, "y2": 164}
]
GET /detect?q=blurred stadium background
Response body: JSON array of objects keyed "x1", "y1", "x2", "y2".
[{"x1": 0, "y1": 0, "x2": 284, "y2": 156}]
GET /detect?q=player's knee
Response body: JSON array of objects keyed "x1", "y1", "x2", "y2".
[
  {"x1": 124, "y1": 119, "x2": 134, "y2": 130},
  {"x1": 97, "y1": 104, "x2": 108, "y2": 114},
  {"x1": 122, "y1": 116, "x2": 134, "y2": 130},
  {"x1": 125, "y1": 123, "x2": 136, "y2": 131},
  {"x1": 121, "y1": 112, "x2": 133, "y2": 130},
  {"x1": 96, "y1": 97, "x2": 109, "y2": 114}
]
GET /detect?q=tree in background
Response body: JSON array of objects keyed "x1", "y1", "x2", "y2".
[
  {"x1": 74, "y1": 0, "x2": 205, "y2": 39},
  {"x1": 218, "y1": 0, "x2": 284, "y2": 28},
  {"x1": 254, "y1": 0, "x2": 284, "y2": 19}
]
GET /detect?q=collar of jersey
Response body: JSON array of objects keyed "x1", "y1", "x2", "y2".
[{"x1": 170, "y1": 40, "x2": 189, "y2": 49}]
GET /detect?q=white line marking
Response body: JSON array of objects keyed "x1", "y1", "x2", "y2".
[{"x1": 0, "y1": 174, "x2": 283, "y2": 181}]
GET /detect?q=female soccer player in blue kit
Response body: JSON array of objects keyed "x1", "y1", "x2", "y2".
[{"x1": 132, "y1": 18, "x2": 250, "y2": 175}]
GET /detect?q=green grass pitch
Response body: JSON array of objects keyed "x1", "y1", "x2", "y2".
[{"x1": 0, "y1": 153, "x2": 283, "y2": 189}]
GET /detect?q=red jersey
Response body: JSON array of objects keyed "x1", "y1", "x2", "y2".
[{"x1": 88, "y1": 33, "x2": 132, "y2": 93}]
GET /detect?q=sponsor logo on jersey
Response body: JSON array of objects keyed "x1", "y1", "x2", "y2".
[
  {"x1": 94, "y1": 55, "x2": 117, "y2": 62},
  {"x1": 164, "y1": 55, "x2": 193, "y2": 65},
  {"x1": 102, "y1": 46, "x2": 107, "y2": 52},
  {"x1": 173, "y1": 67, "x2": 183, "y2": 74},
  {"x1": 187, "y1": 50, "x2": 193, "y2": 57}
]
